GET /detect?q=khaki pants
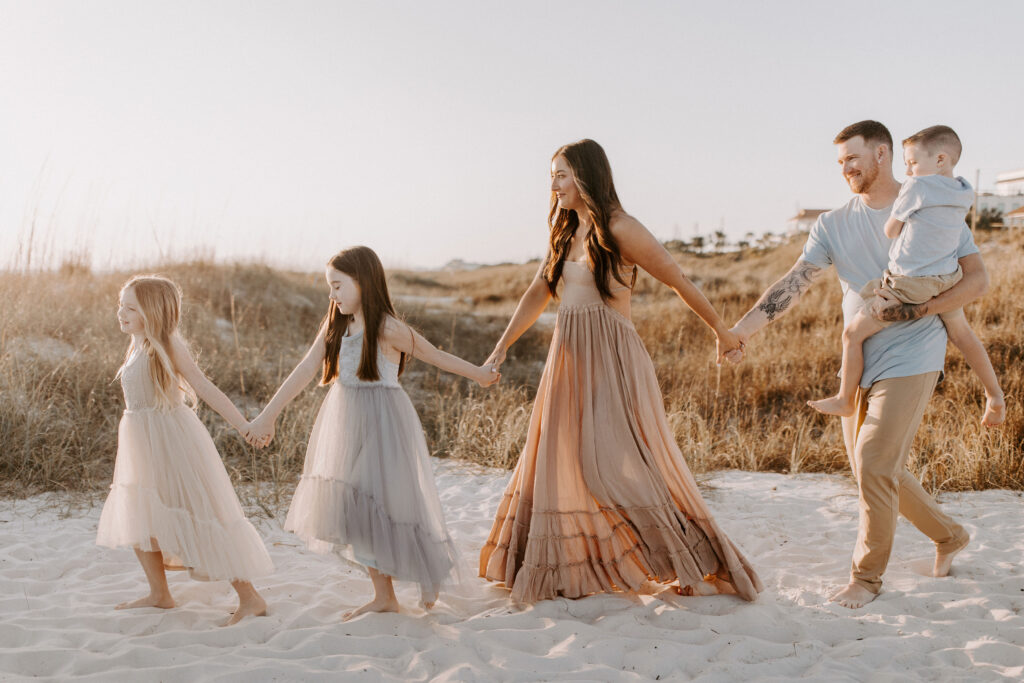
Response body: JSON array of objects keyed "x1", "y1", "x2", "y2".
[
  {"x1": 840, "y1": 372, "x2": 968, "y2": 594},
  {"x1": 859, "y1": 266, "x2": 963, "y2": 329}
]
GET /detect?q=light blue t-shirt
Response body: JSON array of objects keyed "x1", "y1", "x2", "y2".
[
  {"x1": 889, "y1": 175, "x2": 974, "y2": 277},
  {"x1": 802, "y1": 194, "x2": 979, "y2": 387}
]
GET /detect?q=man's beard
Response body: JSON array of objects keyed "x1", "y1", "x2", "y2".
[{"x1": 846, "y1": 163, "x2": 879, "y2": 193}]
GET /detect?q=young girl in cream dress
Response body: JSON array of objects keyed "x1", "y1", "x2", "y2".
[{"x1": 96, "y1": 275, "x2": 273, "y2": 626}]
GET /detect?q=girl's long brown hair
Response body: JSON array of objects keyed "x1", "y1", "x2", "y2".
[
  {"x1": 543, "y1": 139, "x2": 631, "y2": 301},
  {"x1": 320, "y1": 246, "x2": 406, "y2": 384}
]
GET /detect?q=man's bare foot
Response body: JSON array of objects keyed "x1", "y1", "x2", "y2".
[
  {"x1": 934, "y1": 535, "x2": 970, "y2": 577},
  {"x1": 829, "y1": 583, "x2": 877, "y2": 609},
  {"x1": 343, "y1": 595, "x2": 400, "y2": 621},
  {"x1": 116, "y1": 593, "x2": 175, "y2": 610},
  {"x1": 224, "y1": 593, "x2": 267, "y2": 626},
  {"x1": 982, "y1": 396, "x2": 1006, "y2": 427},
  {"x1": 808, "y1": 396, "x2": 856, "y2": 417}
]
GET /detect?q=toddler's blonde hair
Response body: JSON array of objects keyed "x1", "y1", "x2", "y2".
[{"x1": 902, "y1": 125, "x2": 962, "y2": 165}]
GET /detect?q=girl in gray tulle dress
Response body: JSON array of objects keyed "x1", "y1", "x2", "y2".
[{"x1": 247, "y1": 246, "x2": 498, "y2": 620}]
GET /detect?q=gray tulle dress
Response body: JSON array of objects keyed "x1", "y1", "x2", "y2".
[{"x1": 283, "y1": 330, "x2": 460, "y2": 598}]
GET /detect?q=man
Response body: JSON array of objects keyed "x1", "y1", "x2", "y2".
[{"x1": 729, "y1": 120, "x2": 986, "y2": 608}]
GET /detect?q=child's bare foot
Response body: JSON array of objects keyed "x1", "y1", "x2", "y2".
[
  {"x1": 829, "y1": 582, "x2": 877, "y2": 609},
  {"x1": 224, "y1": 593, "x2": 267, "y2": 626},
  {"x1": 116, "y1": 593, "x2": 175, "y2": 610},
  {"x1": 343, "y1": 595, "x2": 400, "y2": 621},
  {"x1": 808, "y1": 396, "x2": 856, "y2": 417},
  {"x1": 934, "y1": 534, "x2": 970, "y2": 577},
  {"x1": 419, "y1": 591, "x2": 439, "y2": 611},
  {"x1": 982, "y1": 396, "x2": 1006, "y2": 427}
]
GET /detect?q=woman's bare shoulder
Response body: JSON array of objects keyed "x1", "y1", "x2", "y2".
[
  {"x1": 609, "y1": 211, "x2": 648, "y2": 266},
  {"x1": 609, "y1": 210, "x2": 645, "y2": 235}
]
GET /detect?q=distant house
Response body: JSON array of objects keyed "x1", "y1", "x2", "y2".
[
  {"x1": 977, "y1": 168, "x2": 1024, "y2": 217},
  {"x1": 995, "y1": 169, "x2": 1024, "y2": 195},
  {"x1": 786, "y1": 208, "x2": 828, "y2": 235},
  {"x1": 1004, "y1": 205, "x2": 1024, "y2": 229}
]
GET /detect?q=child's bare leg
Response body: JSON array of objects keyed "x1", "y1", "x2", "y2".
[
  {"x1": 809, "y1": 310, "x2": 885, "y2": 417},
  {"x1": 942, "y1": 310, "x2": 1005, "y2": 426},
  {"x1": 224, "y1": 580, "x2": 267, "y2": 626},
  {"x1": 343, "y1": 567, "x2": 399, "y2": 621},
  {"x1": 117, "y1": 541, "x2": 175, "y2": 610}
]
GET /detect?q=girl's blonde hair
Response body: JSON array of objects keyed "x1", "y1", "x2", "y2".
[{"x1": 118, "y1": 275, "x2": 196, "y2": 409}]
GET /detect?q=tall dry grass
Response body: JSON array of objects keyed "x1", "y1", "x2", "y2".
[{"x1": 1, "y1": 231, "x2": 1020, "y2": 499}]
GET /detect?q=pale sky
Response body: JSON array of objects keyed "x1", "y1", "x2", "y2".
[{"x1": 2, "y1": 0, "x2": 1023, "y2": 271}]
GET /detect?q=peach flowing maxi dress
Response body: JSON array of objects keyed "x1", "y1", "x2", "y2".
[{"x1": 479, "y1": 260, "x2": 763, "y2": 603}]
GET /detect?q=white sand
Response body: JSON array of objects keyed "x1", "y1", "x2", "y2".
[{"x1": 1, "y1": 463, "x2": 1022, "y2": 682}]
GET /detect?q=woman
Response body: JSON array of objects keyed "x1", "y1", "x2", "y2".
[{"x1": 479, "y1": 139, "x2": 763, "y2": 603}]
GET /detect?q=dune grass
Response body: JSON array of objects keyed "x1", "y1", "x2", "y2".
[{"x1": 1, "y1": 231, "x2": 1020, "y2": 498}]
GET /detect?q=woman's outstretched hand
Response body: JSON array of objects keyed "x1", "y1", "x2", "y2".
[{"x1": 484, "y1": 346, "x2": 507, "y2": 372}]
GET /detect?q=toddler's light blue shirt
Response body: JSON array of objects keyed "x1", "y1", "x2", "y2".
[{"x1": 801, "y1": 194, "x2": 978, "y2": 387}]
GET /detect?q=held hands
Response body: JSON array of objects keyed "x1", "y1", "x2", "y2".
[
  {"x1": 484, "y1": 346, "x2": 507, "y2": 373},
  {"x1": 474, "y1": 363, "x2": 502, "y2": 388},
  {"x1": 244, "y1": 412, "x2": 275, "y2": 449},
  {"x1": 479, "y1": 342, "x2": 505, "y2": 387},
  {"x1": 722, "y1": 325, "x2": 750, "y2": 364},
  {"x1": 714, "y1": 326, "x2": 744, "y2": 365}
]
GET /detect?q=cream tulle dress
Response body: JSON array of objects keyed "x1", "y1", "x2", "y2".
[
  {"x1": 96, "y1": 349, "x2": 274, "y2": 582},
  {"x1": 283, "y1": 330, "x2": 460, "y2": 598},
  {"x1": 479, "y1": 261, "x2": 764, "y2": 603}
]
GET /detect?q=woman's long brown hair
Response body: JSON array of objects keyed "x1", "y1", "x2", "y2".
[
  {"x1": 543, "y1": 139, "x2": 631, "y2": 301},
  {"x1": 320, "y1": 246, "x2": 406, "y2": 384}
]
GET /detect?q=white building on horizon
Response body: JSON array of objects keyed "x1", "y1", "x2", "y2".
[
  {"x1": 1004, "y1": 205, "x2": 1024, "y2": 229},
  {"x1": 995, "y1": 169, "x2": 1024, "y2": 195},
  {"x1": 786, "y1": 208, "x2": 829, "y2": 235},
  {"x1": 977, "y1": 168, "x2": 1024, "y2": 219}
]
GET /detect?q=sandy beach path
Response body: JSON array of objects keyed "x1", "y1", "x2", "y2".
[{"x1": 1, "y1": 463, "x2": 1021, "y2": 682}]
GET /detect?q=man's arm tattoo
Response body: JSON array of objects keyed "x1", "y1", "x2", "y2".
[
  {"x1": 756, "y1": 262, "x2": 821, "y2": 321},
  {"x1": 757, "y1": 289, "x2": 792, "y2": 321}
]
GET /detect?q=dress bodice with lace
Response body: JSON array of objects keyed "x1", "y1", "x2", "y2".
[{"x1": 337, "y1": 331, "x2": 400, "y2": 388}]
